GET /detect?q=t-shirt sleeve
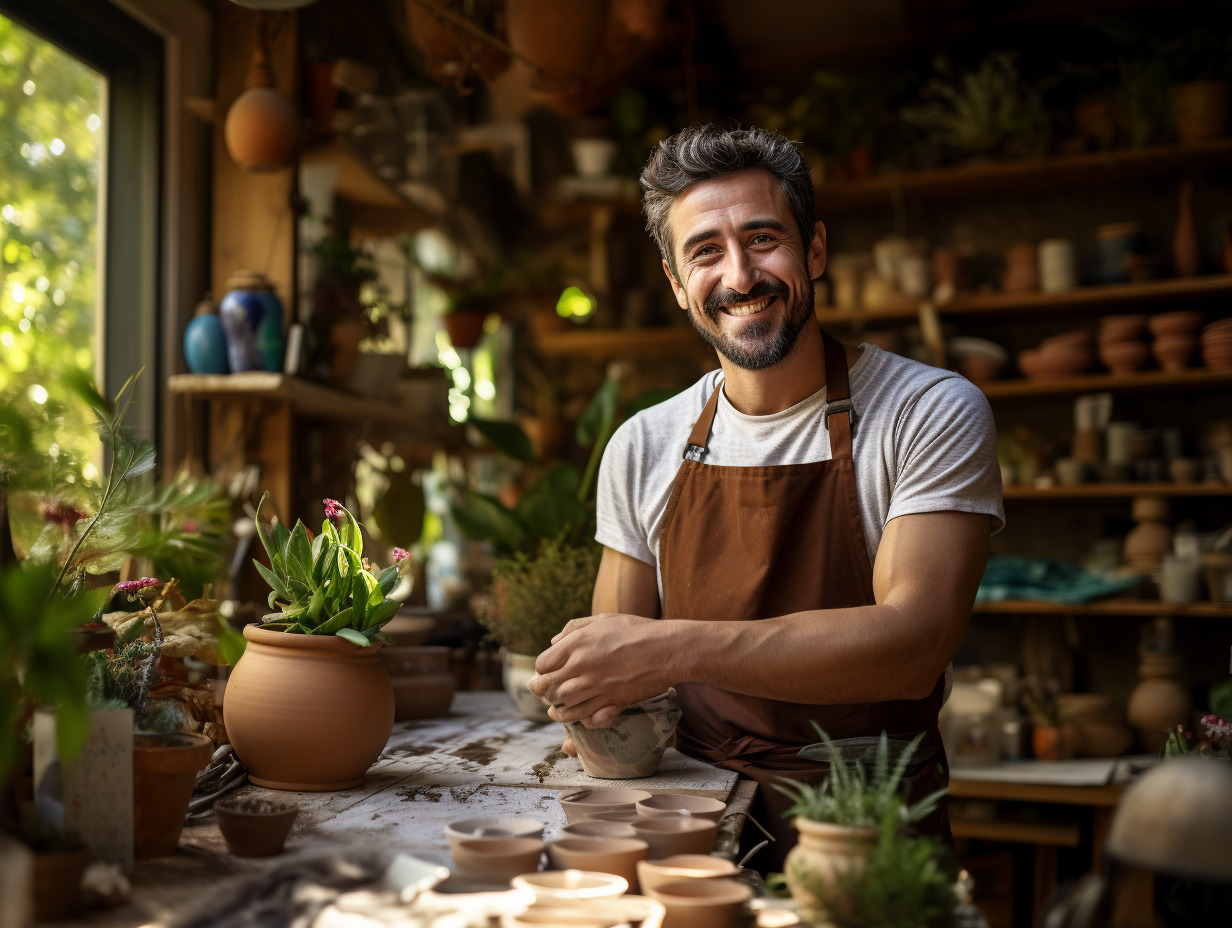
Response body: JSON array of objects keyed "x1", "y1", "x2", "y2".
[
  {"x1": 884, "y1": 376, "x2": 1005, "y2": 533},
  {"x1": 595, "y1": 416, "x2": 657, "y2": 565}
]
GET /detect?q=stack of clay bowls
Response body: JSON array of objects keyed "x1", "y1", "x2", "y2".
[
  {"x1": 379, "y1": 645, "x2": 456, "y2": 721},
  {"x1": 1018, "y1": 329, "x2": 1094, "y2": 381},
  {"x1": 1148, "y1": 310, "x2": 1204, "y2": 372},
  {"x1": 1097, "y1": 314, "x2": 1150, "y2": 375},
  {"x1": 444, "y1": 816, "x2": 546, "y2": 887},
  {"x1": 1201, "y1": 316, "x2": 1232, "y2": 369}
]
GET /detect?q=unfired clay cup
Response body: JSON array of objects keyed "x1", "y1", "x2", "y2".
[
  {"x1": 636, "y1": 795, "x2": 726, "y2": 823},
  {"x1": 563, "y1": 691, "x2": 682, "y2": 779},
  {"x1": 502, "y1": 896, "x2": 666, "y2": 928},
  {"x1": 548, "y1": 837, "x2": 649, "y2": 890},
  {"x1": 511, "y1": 869, "x2": 628, "y2": 904},
  {"x1": 557, "y1": 787, "x2": 651, "y2": 823},
  {"x1": 646, "y1": 878, "x2": 754, "y2": 928},
  {"x1": 451, "y1": 837, "x2": 545, "y2": 884},
  {"x1": 630, "y1": 818, "x2": 719, "y2": 857},
  {"x1": 446, "y1": 817, "x2": 546, "y2": 855},
  {"x1": 635, "y1": 855, "x2": 740, "y2": 896},
  {"x1": 561, "y1": 820, "x2": 638, "y2": 840}
]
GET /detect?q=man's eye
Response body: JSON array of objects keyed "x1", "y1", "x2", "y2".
[
  {"x1": 751, "y1": 233, "x2": 773, "y2": 244},
  {"x1": 692, "y1": 245, "x2": 717, "y2": 258}
]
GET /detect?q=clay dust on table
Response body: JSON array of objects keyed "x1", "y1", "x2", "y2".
[{"x1": 532, "y1": 748, "x2": 568, "y2": 783}]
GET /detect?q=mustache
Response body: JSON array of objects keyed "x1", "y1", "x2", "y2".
[{"x1": 702, "y1": 279, "x2": 790, "y2": 319}]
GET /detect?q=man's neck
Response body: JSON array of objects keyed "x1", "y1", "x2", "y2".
[{"x1": 717, "y1": 323, "x2": 832, "y2": 416}]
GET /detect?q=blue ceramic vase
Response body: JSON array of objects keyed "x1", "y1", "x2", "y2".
[
  {"x1": 183, "y1": 300, "x2": 229, "y2": 374},
  {"x1": 219, "y1": 273, "x2": 285, "y2": 373}
]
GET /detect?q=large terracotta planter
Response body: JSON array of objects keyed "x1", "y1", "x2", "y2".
[
  {"x1": 133, "y1": 731, "x2": 214, "y2": 859},
  {"x1": 503, "y1": 651, "x2": 552, "y2": 723},
  {"x1": 224, "y1": 625, "x2": 394, "y2": 791},
  {"x1": 783, "y1": 816, "x2": 877, "y2": 923}
]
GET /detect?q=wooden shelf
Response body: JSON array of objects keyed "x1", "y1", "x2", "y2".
[
  {"x1": 980, "y1": 367, "x2": 1232, "y2": 399},
  {"x1": 973, "y1": 599, "x2": 1232, "y2": 619},
  {"x1": 815, "y1": 138, "x2": 1232, "y2": 213},
  {"x1": 816, "y1": 275, "x2": 1232, "y2": 325},
  {"x1": 533, "y1": 327, "x2": 714, "y2": 361},
  {"x1": 1002, "y1": 482, "x2": 1232, "y2": 499},
  {"x1": 950, "y1": 817, "x2": 1081, "y2": 848},
  {"x1": 300, "y1": 138, "x2": 433, "y2": 236}
]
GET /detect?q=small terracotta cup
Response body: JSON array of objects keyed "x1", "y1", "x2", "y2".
[
  {"x1": 557, "y1": 787, "x2": 652, "y2": 824},
  {"x1": 636, "y1": 795, "x2": 726, "y2": 823},
  {"x1": 630, "y1": 818, "x2": 719, "y2": 858},
  {"x1": 646, "y1": 878, "x2": 753, "y2": 928},
  {"x1": 446, "y1": 817, "x2": 546, "y2": 855},
  {"x1": 451, "y1": 837, "x2": 546, "y2": 884},
  {"x1": 548, "y1": 837, "x2": 649, "y2": 890},
  {"x1": 511, "y1": 869, "x2": 628, "y2": 904},
  {"x1": 561, "y1": 820, "x2": 638, "y2": 840},
  {"x1": 214, "y1": 797, "x2": 299, "y2": 857},
  {"x1": 635, "y1": 855, "x2": 740, "y2": 896}
]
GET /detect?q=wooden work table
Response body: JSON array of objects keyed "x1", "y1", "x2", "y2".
[{"x1": 52, "y1": 692, "x2": 750, "y2": 927}]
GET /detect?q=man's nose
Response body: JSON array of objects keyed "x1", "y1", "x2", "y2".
[{"x1": 719, "y1": 247, "x2": 759, "y2": 295}]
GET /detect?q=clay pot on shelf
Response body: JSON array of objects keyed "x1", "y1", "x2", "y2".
[
  {"x1": 1128, "y1": 650, "x2": 1192, "y2": 753},
  {"x1": 1123, "y1": 495, "x2": 1173, "y2": 572},
  {"x1": 1002, "y1": 243, "x2": 1039, "y2": 293},
  {"x1": 444, "y1": 308, "x2": 488, "y2": 350},
  {"x1": 1099, "y1": 340, "x2": 1149, "y2": 375},
  {"x1": 1100, "y1": 314, "x2": 1149, "y2": 342},
  {"x1": 506, "y1": 0, "x2": 607, "y2": 96},
  {"x1": 1148, "y1": 310, "x2": 1205, "y2": 338},
  {"x1": 1171, "y1": 80, "x2": 1232, "y2": 142},
  {"x1": 224, "y1": 625, "x2": 394, "y2": 791},
  {"x1": 563, "y1": 690, "x2": 682, "y2": 779},
  {"x1": 1152, "y1": 334, "x2": 1198, "y2": 372},
  {"x1": 1173, "y1": 180, "x2": 1201, "y2": 277},
  {"x1": 1031, "y1": 725, "x2": 1073, "y2": 761},
  {"x1": 133, "y1": 731, "x2": 214, "y2": 859},
  {"x1": 214, "y1": 797, "x2": 299, "y2": 857}
]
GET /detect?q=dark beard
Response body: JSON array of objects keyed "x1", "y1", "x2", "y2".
[{"x1": 688, "y1": 278, "x2": 814, "y2": 371}]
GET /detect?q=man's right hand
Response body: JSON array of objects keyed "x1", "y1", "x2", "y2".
[{"x1": 560, "y1": 733, "x2": 577, "y2": 757}]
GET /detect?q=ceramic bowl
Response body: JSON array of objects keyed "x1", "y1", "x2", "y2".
[
  {"x1": 557, "y1": 787, "x2": 652, "y2": 823},
  {"x1": 452, "y1": 838, "x2": 546, "y2": 885},
  {"x1": 214, "y1": 797, "x2": 299, "y2": 857},
  {"x1": 630, "y1": 817, "x2": 719, "y2": 858},
  {"x1": 1202, "y1": 343, "x2": 1232, "y2": 369},
  {"x1": 635, "y1": 855, "x2": 741, "y2": 896},
  {"x1": 645, "y1": 878, "x2": 753, "y2": 928},
  {"x1": 636, "y1": 795, "x2": 726, "y2": 823},
  {"x1": 563, "y1": 691, "x2": 682, "y2": 780},
  {"x1": 446, "y1": 817, "x2": 547, "y2": 855},
  {"x1": 1098, "y1": 339, "x2": 1148, "y2": 375},
  {"x1": 547, "y1": 837, "x2": 649, "y2": 890},
  {"x1": 1100, "y1": 314, "x2": 1149, "y2": 340},
  {"x1": 511, "y1": 869, "x2": 628, "y2": 904},
  {"x1": 1039, "y1": 329, "x2": 1093, "y2": 352},
  {"x1": 1018, "y1": 348, "x2": 1089, "y2": 380},
  {"x1": 955, "y1": 355, "x2": 1004, "y2": 385},
  {"x1": 502, "y1": 896, "x2": 666, "y2": 928},
  {"x1": 560, "y1": 820, "x2": 638, "y2": 840},
  {"x1": 1152, "y1": 334, "x2": 1197, "y2": 372},
  {"x1": 1148, "y1": 310, "x2": 1204, "y2": 337}
]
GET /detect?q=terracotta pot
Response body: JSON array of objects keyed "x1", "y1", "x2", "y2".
[
  {"x1": 1031, "y1": 725, "x2": 1071, "y2": 761},
  {"x1": 507, "y1": 0, "x2": 608, "y2": 94},
  {"x1": 1152, "y1": 334, "x2": 1197, "y2": 372},
  {"x1": 30, "y1": 847, "x2": 90, "y2": 921},
  {"x1": 390, "y1": 674, "x2": 457, "y2": 721},
  {"x1": 224, "y1": 86, "x2": 298, "y2": 171},
  {"x1": 1171, "y1": 80, "x2": 1232, "y2": 142},
  {"x1": 783, "y1": 817, "x2": 877, "y2": 922},
  {"x1": 1124, "y1": 520, "x2": 1173, "y2": 571},
  {"x1": 133, "y1": 732, "x2": 214, "y2": 859},
  {"x1": 444, "y1": 308, "x2": 488, "y2": 350},
  {"x1": 1100, "y1": 314, "x2": 1149, "y2": 341},
  {"x1": 380, "y1": 644, "x2": 449, "y2": 676},
  {"x1": 452, "y1": 836, "x2": 545, "y2": 883},
  {"x1": 557, "y1": 786, "x2": 652, "y2": 823},
  {"x1": 224, "y1": 625, "x2": 394, "y2": 790},
  {"x1": 214, "y1": 797, "x2": 299, "y2": 857},
  {"x1": 1173, "y1": 180, "x2": 1201, "y2": 277},
  {"x1": 547, "y1": 836, "x2": 649, "y2": 890},
  {"x1": 629, "y1": 817, "x2": 718, "y2": 857},
  {"x1": 1148, "y1": 310, "x2": 1205, "y2": 338},
  {"x1": 645, "y1": 878, "x2": 752, "y2": 928},
  {"x1": 503, "y1": 651, "x2": 552, "y2": 723},
  {"x1": 1002, "y1": 243, "x2": 1039, "y2": 293},
  {"x1": 635, "y1": 854, "x2": 739, "y2": 896},
  {"x1": 1099, "y1": 340, "x2": 1149, "y2": 375}
]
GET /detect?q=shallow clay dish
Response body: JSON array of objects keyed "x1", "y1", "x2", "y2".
[
  {"x1": 1148, "y1": 310, "x2": 1204, "y2": 337},
  {"x1": 445, "y1": 816, "x2": 546, "y2": 855},
  {"x1": 557, "y1": 787, "x2": 652, "y2": 823},
  {"x1": 635, "y1": 855, "x2": 741, "y2": 896},
  {"x1": 214, "y1": 797, "x2": 299, "y2": 857},
  {"x1": 561, "y1": 820, "x2": 638, "y2": 840},
  {"x1": 636, "y1": 795, "x2": 726, "y2": 823},
  {"x1": 511, "y1": 869, "x2": 628, "y2": 904}
]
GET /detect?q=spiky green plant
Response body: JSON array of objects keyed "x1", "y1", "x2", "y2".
[
  {"x1": 775, "y1": 724, "x2": 946, "y2": 828},
  {"x1": 252, "y1": 492, "x2": 401, "y2": 647}
]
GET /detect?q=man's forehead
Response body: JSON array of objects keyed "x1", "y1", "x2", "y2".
[{"x1": 667, "y1": 169, "x2": 791, "y2": 247}]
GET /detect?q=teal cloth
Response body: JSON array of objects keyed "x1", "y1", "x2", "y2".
[{"x1": 976, "y1": 557, "x2": 1143, "y2": 605}]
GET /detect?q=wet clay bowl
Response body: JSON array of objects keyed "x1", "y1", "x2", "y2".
[
  {"x1": 636, "y1": 795, "x2": 726, "y2": 823},
  {"x1": 630, "y1": 818, "x2": 719, "y2": 858},
  {"x1": 645, "y1": 878, "x2": 753, "y2": 928},
  {"x1": 446, "y1": 817, "x2": 546, "y2": 855},
  {"x1": 547, "y1": 837, "x2": 649, "y2": 890},
  {"x1": 214, "y1": 797, "x2": 299, "y2": 857},
  {"x1": 635, "y1": 855, "x2": 741, "y2": 896},
  {"x1": 561, "y1": 820, "x2": 638, "y2": 840},
  {"x1": 452, "y1": 837, "x2": 546, "y2": 885},
  {"x1": 511, "y1": 869, "x2": 628, "y2": 904},
  {"x1": 1148, "y1": 310, "x2": 1204, "y2": 337},
  {"x1": 563, "y1": 692, "x2": 682, "y2": 779},
  {"x1": 558, "y1": 787, "x2": 652, "y2": 823}
]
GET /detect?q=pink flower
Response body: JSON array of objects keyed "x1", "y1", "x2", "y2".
[
  {"x1": 323, "y1": 498, "x2": 343, "y2": 521},
  {"x1": 41, "y1": 500, "x2": 88, "y2": 531},
  {"x1": 182, "y1": 519, "x2": 199, "y2": 534},
  {"x1": 115, "y1": 577, "x2": 161, "y2": 595},
  {"x1": 392, "y1": 547, "x2": 409, "y2": 562}
]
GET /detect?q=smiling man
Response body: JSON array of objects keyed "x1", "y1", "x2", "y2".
[{"x1": 528, "y1": 124, "x2": 1004, "y2": 870}]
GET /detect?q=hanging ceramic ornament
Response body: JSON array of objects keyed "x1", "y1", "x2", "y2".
[{"x1": 224, "y1": 17, "x2": 298, "y2": 171}]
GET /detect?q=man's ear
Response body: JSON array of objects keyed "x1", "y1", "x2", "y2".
[
  {"x1": 807, "y1": 220, "x2": 828, "y2": 280},
  {"x1": 663, "y1": 259, "x2": 689, "y2": 310}
]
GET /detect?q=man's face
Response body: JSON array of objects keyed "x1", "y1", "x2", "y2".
[{"x1": 663, "y1": 169, "x2": 826, "y2": 371}]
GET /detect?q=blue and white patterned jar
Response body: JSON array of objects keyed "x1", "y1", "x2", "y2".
[{"x1": 219, "y1": 271, "x2": 285, "y2": 373}]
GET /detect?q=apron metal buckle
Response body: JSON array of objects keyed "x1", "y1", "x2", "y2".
[
  {"x1": 683, "y1": 443, "x2": 707, "y2": 462},
  {"x1": 824, "y1": 398, "x2": 854, "y2": 428}
]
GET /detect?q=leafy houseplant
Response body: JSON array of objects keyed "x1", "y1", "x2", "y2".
[
  {"x1": 488, "y1": 537, "x2": 600, "y2": 656},
  {"x1": 251, "y1": 493, "x2": 401, "y2": 647}
]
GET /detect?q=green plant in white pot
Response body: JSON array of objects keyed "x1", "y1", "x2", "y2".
[
  {"x1": 224, "y1": 494, "x2": 405, "y2": 791},
  {"x1": 774, "y1": 726, "x2": 949, "y2": 926}
]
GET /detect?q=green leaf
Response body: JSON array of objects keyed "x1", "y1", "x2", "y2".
[
  {"x1": 377, "y1": 564, "x2": 400, "y2": 596},
  {"x1": 515, "y1": 478, "x2": 588, "y2": 542},
  {"x1": 470, "y1": 417, "x2": 535, "y2": 462},
  {"x1": 335, "y1": 627, "x2": 370, "y2": 647},
  {"x1": 285, "y1": 521, "x2": 313, "y2": 585},
  {"x1": 118, "y1": 442, "x2": 156, "y2": 480},
  {"x1": 253, "y1": 558, "x2": 290, "y2": 601},
  {"x1": 364, "y1": 598, "x2": 399, "y2": 630},
  {"x1": 254, "y1": 492, "x2": 279, "y2": 563},
  {"x1": 450, "y1": 492, "x2": 527, "y2": 554},
  {"x1": 307, "y1": 587, "x2": 327, "y2": 624},
  {"x1": 314, "y1": 606, "x2": 354, "y2": 635},
  {"x1": 575, "y1": 377, "x2": 619, "y2": 447},
  {"x1": 336, "y1": 503, "x2": 363, "y2": 556}
]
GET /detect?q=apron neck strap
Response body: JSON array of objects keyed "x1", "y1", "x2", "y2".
[{"x1": 683, "y1": 330, "x2": 855, "y2": 461}]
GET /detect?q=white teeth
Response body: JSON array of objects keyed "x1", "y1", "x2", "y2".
[{"x1": 726, "y1": 298, "x2": 769, "y2": 317}]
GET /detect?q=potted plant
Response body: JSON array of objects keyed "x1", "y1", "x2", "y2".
[
  {"x1": 1021, "y1": 678, "x2": 1071, "y2": 761},
  {"x1": 774, "y1": 726, "x2": 947, "y2": 923},
  {"x1": 223, "y1": 493, "x2": 403, "y2": 790}
]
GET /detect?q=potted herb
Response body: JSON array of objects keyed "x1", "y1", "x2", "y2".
[
  {"x1": 774, "y1": 726, "x2": 947, "y2": 923},
  {"x1": 223, "y1": 494, "x2": 403, "y2": 790}
]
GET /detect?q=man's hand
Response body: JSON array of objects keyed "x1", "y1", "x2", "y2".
[{"x1": 528, "y1": 613, "x2": 676, "y2": 729}]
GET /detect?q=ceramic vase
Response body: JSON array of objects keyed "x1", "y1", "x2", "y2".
[
  {"x1": 1123, "y1": 495, "x2": 1172, "y2": 572},
  {"x1": 183, "y1": 299, "x2": 229, "y2": 374},
  {"x1": 1127, "y1": 650, "x2": 1192, "y2": 753},
  {"x1": 503, "y1": 651, "x2": 551, "y2": 723},
  {"x1": 132, "y1": 731, "x2": 214, "y2": 859},
  {"x1": 783, "y1": 817, "x2": 877, "y2": 923},
  {"x1": 219, "y1": 272, "x2": 284, "y2": 373},
  {"x1": 1171, "y1": 80, "x2": 1232, "y2": 142},
  {"x1": 444, "y1": 308, "x2": 487, "y2": 350},
  {"x1": 225, "y1": 625, "x2": 394, "y2": 790}
]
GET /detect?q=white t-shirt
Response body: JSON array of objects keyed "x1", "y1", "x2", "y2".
[{"x1": 596, "y1": 344, "x2": 1006, "y2": 604}]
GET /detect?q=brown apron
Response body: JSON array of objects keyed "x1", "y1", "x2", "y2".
[{"x1": 659, "y1": 332, "x2": 950, "y2": 872}]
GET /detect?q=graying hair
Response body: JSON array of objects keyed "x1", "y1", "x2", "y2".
[{"x1": 639, "y1": 124, "x2": 816, "y2": 280}]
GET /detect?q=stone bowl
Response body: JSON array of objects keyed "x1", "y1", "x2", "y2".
[
  {"x1": 563, "y1": 691, "x2": 682, "y2": 780},
  {"x1": 214, "y1": 797, "x2": 299, "y2": 857}
]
